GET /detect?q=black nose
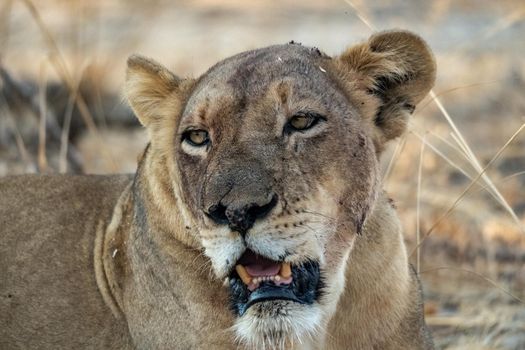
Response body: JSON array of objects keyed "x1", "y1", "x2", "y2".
[{"x1": 206, "y1": 195, "x2": 278, "y2": 235}]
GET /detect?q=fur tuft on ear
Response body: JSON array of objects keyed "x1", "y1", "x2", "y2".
[
  {"x1": 337, "y1": 30, "x2": 436, "y2": 147},
  {"x1": 125, "y1": 55, "x2": 182, "y2": 127}
]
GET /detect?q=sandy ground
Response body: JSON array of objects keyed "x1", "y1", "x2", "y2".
[{"x1": 1, "y1": 1, "x2": 524, "y2": 348}]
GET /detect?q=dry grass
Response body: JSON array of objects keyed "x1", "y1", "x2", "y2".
[
  {"x1": 0, "y1": 0, "x2": 524, "y2": 348},
  {"x1": 340, "y1": 5, "x2": 524, "y2": 347}
]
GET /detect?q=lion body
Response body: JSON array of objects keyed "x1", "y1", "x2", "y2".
[
  {"x1": 0, "y1": 175, "x2": 132, "y2": 349},
  {"x1": 1, "y1": 175, "x2": 431, "y2": 349},
  {"x1": 1, "y1": 30, "x2": 436, "y2": 349}
]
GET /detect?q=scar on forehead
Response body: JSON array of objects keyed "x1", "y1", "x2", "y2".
[
  {"x1": 195, "y1": 97, "x2": 209, "y2": 121},
  {"x1": 191, "y1": 92, "x2": 236, "y2": 123},
  {"x1": 275, "y1": 80, "x2": 291, "y2": 105}
]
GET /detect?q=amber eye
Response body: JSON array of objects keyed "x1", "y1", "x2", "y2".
[
  {"x1": 286, "y1": 113, "x2": 324, "y2": 133},
  {"x1": 183, "y1": 130, "x2": 209, "y2": 147},
  {"x1": 290, "y1": 115, "x2": 311, "y2": 130}
]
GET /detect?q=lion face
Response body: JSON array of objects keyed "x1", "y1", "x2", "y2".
[
  {"x1": 125, "y1": 31, "x2": 436, "y2": 348},
  {"x1": 174, "y1": 45, "x2": 379, "y2": 346}
]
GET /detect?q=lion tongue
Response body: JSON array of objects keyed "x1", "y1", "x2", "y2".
[
  {"x1": 238, "y1": 249, "x2": 281, "y2": 277},
  {"x1": 245, "y1": 263, "x2": 280, "y2": 277}
]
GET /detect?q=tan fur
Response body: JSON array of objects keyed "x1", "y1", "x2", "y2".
[{"x1": 1, "y1": 30, "x2": 435, "y2": 349}]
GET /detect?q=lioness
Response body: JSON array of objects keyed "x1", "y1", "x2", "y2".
[{"x1": 1, "y1": 30, "x2": 436, "y2": 349}]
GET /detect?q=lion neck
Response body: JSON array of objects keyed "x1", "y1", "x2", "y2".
[
  {"x1": 326, "y1": 194, "x2": 413, "y2": 349},
  {"x1": 97, "y1": 152, "x2": 239, "y2": 348},
  {"x1": 134, "y1": 145, "x2": 202, "y2": 247}
]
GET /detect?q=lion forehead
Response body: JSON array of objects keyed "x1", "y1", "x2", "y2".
[
  {"x1": 183, "y1": 44, "x2": 333, "y2": 116},
  {"x1": 203, "y1": 43, "x2": 329, "y2": 83}
]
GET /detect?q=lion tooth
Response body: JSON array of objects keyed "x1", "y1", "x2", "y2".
[
  {"x1": 235, "y1": 265, "x2": 252, "y2": 285},
  {"x1": 280, "y1": 262, "x2": 292, "y2": 278},
  {"x1": 274, "y1": 275, "x2": 281, "y2": 282}
]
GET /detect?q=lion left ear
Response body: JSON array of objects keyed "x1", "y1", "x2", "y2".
[
  {"x1": 336, "y1": 30, "x2": 436, "y2": 148},
  {"x1": 126, "y1": 55, "x2": 180, "y2": 127},
  {"x1": 126, "y1": 55, "x2": 193, "y2": 141}
]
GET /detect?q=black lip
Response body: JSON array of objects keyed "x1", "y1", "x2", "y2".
[
  {"x1": 229, "y1": 260, "x2": 322, "y2": 317},
  {"x1": 243, "y1": 283, "x2": 305, "y2": 315}
]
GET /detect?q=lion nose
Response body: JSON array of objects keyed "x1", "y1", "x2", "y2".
[{"x1": 206, "y1": 195, "x2": 278, "y2": 235}]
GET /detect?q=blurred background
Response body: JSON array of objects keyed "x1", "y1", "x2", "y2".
[{"x1": 0, "y1": 0, "x2": 524, "y2": 348}]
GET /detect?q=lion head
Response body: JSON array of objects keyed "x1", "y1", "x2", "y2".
[{"x1": 125, "y1": 30, "x2": 435, "y2": 348}]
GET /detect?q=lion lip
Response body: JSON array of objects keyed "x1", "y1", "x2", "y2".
[{"x1": 243, "y1": 283, "x2": 305, "y2": 314}]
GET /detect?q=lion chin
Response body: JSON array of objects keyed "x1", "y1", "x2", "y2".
[
  {"x1": 227, "y1": 249, "x2": 324, "y2": 349},
  {"x1": 232, "y1": 301, "x2": 323, "y2": 350}
]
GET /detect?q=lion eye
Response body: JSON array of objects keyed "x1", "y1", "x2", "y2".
[
  {"x1": 286, "y1": 113, "x2": 323, "y2": 133},
  {"x1": 183, "y1": 130, "x2": 209, "y2": 146},
  {"x1": 290, "y1": 115, "x2": 311, "y2": 130}
]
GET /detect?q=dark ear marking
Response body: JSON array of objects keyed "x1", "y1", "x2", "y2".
[
  {"x1": 368, "y1": 73, "x2": 414, "y2": 100},
  {"x1": 374, "y1": 96, "x2": 414, "y2": 128}
]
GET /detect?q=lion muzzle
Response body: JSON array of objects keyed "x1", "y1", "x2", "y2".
[{"x1": 229, "y1": 249, "x2": 322, "y2": 316}]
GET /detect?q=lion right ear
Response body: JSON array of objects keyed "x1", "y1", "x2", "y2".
[
  {"x1": 125, "y1": 55, "x2": 185, "y2": 129},
  {"x1": 335, "y1": 30, "x2": 436, "y2": 149}
]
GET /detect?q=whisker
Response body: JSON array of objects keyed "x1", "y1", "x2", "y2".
[{"x1": 302, "y1": 210, "x2": 336, "y2": 222}]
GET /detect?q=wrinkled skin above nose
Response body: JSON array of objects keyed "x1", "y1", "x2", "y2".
[{"x1": 203, "y1": 159, "x2": 277, "y2": 235}]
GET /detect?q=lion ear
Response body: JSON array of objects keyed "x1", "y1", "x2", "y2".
[
  {"x1": 125, "y1": 55, "x2": 184, "y2": 129},
  {"x1": 336, "y1": 30, "x2": 436, "y2": 146}
]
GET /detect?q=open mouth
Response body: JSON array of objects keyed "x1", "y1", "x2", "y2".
[{"x1": 229, "y1": 249, "x2": 322, "y2": 316}]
